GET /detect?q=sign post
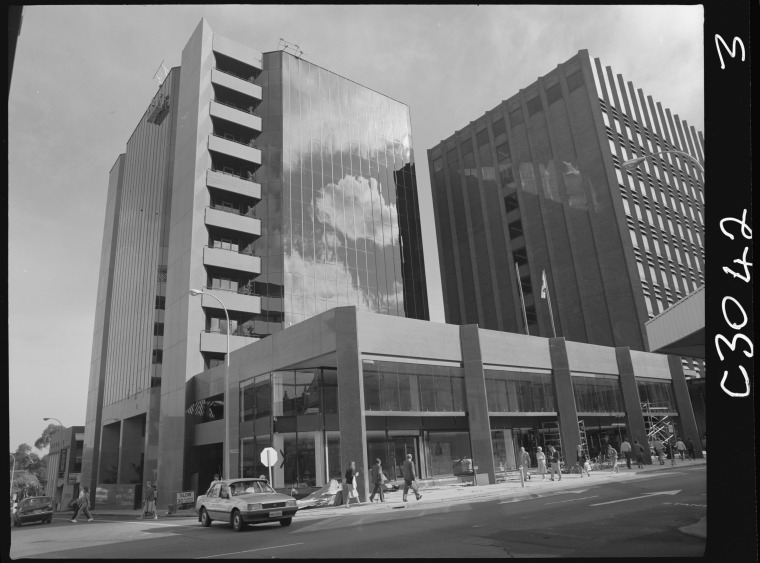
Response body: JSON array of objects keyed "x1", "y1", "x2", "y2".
[{"x1": 260, "y1": 447, "x2": 278, "y2": 487}]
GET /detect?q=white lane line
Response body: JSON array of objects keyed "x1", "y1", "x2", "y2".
[
  {"x1": 545, "y1": 495, "x2": 599, "y2": 505},
  {"x1": 590, "y1": 490, "x2": 680, "y2": 506},
  {"x1": 196, "y1": 542, "x2": 304, "y2": 558}
]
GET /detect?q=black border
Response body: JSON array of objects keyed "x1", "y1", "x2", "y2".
[{"x1": 705, "y1": 0, "x2": 756, "y2": 558}]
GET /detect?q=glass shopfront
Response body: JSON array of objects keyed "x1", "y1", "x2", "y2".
[{"x1": 239, "y1": 368, "x2": 338, "y2": 488}]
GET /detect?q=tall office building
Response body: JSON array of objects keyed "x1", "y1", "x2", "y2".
[
  {"x1": 81, "y1": 19, "x2": 428, "y2": 505},
  {"x1": 428, "y1": 49, "x2": 704, "y2": 378}
]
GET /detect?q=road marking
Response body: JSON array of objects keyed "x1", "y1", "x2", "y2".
[
  {"x1": 545, "y1": 495, "x2": 599, "y2": 505},
  {"x1": 196, "y1": 543, "x2": 304, "y2": 558},
  {"x1": 590, "y1": 490, "x2": 680, "y2": 506}
]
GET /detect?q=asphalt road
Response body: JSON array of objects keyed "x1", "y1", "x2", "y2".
[{"x1": 9, "y1": 466, "x2": 705, "y2": 559}]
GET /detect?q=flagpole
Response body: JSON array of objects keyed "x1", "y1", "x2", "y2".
[
  {"x1": 516, "y1": 262, "x2": 529, "y2": 335},
  {"x1": 542, "y1": 269, "x2": 557, "y2": 338}
]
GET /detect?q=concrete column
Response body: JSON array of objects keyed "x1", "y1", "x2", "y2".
[
  {"x1": 459, "y1": 325, "x2": 495, "y2": 485},
  {"x1": 667, "y1": 355, "x2": 703, "y2": 458},
  {"x1": 548, "y1": 338, "x2": 581, "y2": 465},
  {"x1": 144, "y1": 388, "x2": 161, "y2": 485},
  {"x1": 118, "y1": 416, "x2": 145, "y2": 483},
  {"x1": 335, "y1": 307, "x2": 368, "y2": 501},
  {"x1": 616, "y1": 347, "x2": 652, "y2": 464}
]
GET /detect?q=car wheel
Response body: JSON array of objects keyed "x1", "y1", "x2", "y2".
[
  {"x1": 231, "y1": 510, "x2": 245, "y2": 532},
  {"x1": 279, "y1": 517, "x2": 292, "y2": 527},
  {"x1": 200, "y1": 508, "x2": 212, "y2": 527}
]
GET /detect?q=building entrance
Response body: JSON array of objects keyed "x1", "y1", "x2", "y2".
[{"x1": 366, "y1": 434, "x2": 419, "y2": 482}]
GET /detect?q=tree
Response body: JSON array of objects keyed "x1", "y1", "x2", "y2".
[
  {"x1": 10, "y1": 443, "x2": 47, "y2": 492},
  {"x1": 35, "y1": 423, "x2": 58, "y2": 451}
]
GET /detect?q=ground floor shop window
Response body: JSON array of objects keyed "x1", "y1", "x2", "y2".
[
  {"x1": 241, "y1": 435, "x2": 272, "y2": 479},
  {"x1": 366, "y1": 432, "x2": 421, "y2": 481},
  {"x1": 423, "y1": 431, "x2": 471, "y2": 478}
]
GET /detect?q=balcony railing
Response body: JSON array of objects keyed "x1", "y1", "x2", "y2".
[
  {"x1": 213, "y1": 97, "x2": 257, "y2": 115},
  {"x1": 208, "y1": 244, "x2": 257, "y2": 257},
  {"x1": 210, "y1": 203, "x2": 257, "y2": 218},
  {"x1": 204, "y1": 284, "x2": 257, "y2": 296},
  {"x1": 210, "y1": 167, "x2": 258, "y2": 183},
  {"x1": 203, "y1": 327, "x2": 259, "y2": 339},
  {"x1": 214, "y1": 66, "x2": 258, "y2": 85},
  {"x1": 211, "y1": 132, "x2": 258, "y2": 149}
]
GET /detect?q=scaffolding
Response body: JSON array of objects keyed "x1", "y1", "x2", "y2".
[
  {"x1": 642, "y1": 402, "x2": 675, "y2": 449},
  {"x1": 578, "y1": 420, "x2": 590, "y2": 460}
]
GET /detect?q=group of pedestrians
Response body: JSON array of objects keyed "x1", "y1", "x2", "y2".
[{"x1": 344, "y1": 454, "x2": 423, "y2": 507}]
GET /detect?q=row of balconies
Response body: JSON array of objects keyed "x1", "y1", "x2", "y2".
[{"x1": 197, "y1": 45, "x2": 265, "y2": 356}]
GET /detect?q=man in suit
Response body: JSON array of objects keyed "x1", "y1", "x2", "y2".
[{"x1": 401, "y1": 454, "x2": 422, "y2": 502}]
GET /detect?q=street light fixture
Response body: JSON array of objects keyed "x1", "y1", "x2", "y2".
[
  {"x1": 190, "y1": 288, "x2": 231, "y2": 480},
  {"x1": 622, "y1": 149, "x2": 704, "y2": 176}
]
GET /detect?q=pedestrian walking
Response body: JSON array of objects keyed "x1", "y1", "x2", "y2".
[
  {"x1": 580, "y1": 450, "x2": 591, "y2": 477},
  {"x1": 548, "y1": 445, "x2": 562, "y2": 481},
  {"x1": 653, "y1": 439, "x2": 665, "y2": 465},
  {"x1": 667, "y1": 439, "x2": 677, "y2": 465},
  {"x1": 608, "y1": 445, "x2": 619, "y2": 473},
  {"x1": 676, "y1": 437, "x2": 686, "y2": 461},
  {"x1": 686, "y1": 437, "x2": 696, "y2": 460},
  {"x1": 70, "y1": 487, "x2": 93, "y2": 523},
  {"x1": 536, "y1": 447, "x2": 547, "y2": 480},
  {"x1": 368, "y1": 458, "x2": 387, "y2": 503},
  {"x1": 138, "y1": 480, "x2": 156, "y2": 519},
  {"x1": 519, "y1": 447, "x2": 531, "y2": 481},
  {"x1": 573, "y1": 444, "x2": 589, "y2": 477},
  {"x1": 634, "y1": 440, "x2": 645, "y2": 468},
  {"x1": 620, "y1": 438, "x2": 632, "y2": 469},
  {"x1": 401, "y1": 453, "x2": 422, "y2": 501},
  {"x1": 343, "y1": 461, "x2": 361, "y2": 507}
]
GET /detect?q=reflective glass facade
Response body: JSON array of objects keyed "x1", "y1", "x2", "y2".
[
  {"x1": 484, "y1": 369, "x2": 555, "y2": 412},
  {"x1": 253, "y1": 51, "x2": 428, "y2": 332}
]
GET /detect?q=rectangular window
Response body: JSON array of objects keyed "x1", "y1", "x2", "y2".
[
  {"x1": 491, "y1": 118, "x2": 507, "y2": 142},
  {"x1": 566, "y1": 70, "x2": 584, "y2": 92},
  {"x1": 526, "y1": 96, "x2": 543, "y2": 116},
  {"x1": 476, "y1": 128, "x2": 490, "y2": 148},
  {"x1": 509, "y1": 107, "x2": 524, "y2": 127},
  {"x1": 546, "y1": 83, "x2": 563, "y2": 105}
]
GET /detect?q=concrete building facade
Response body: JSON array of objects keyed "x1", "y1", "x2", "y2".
[{"x1": 44, "y1": 426, "x2": 84, "y2": 511}]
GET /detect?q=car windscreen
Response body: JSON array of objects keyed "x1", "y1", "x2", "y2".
[
  {"x1": 20, "y1": 497, "x2": 51, "y2": 509},
  {"x1": 233, "y1": 481, "x2": 275, "y2": 494}
]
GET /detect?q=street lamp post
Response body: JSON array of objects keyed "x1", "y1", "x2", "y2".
[
  {"x1": 190, "y1": 289, "x2": 231, "y2": 480},
  {"x1": 622, "y1": 149, "x2": 704, "y2": 176}
]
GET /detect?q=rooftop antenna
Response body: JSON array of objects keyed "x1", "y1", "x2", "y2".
[
  {"x1": 153, "y1": 60, "x2": 169, "y2": 86},
  {"x1": 277, "y1": 38, "x2": 304, "y2": 59}
]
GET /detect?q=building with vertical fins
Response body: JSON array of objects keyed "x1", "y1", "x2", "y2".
[
  {"x1": 82, "y1": 30, "x2": 701, "y2": 513},
  {"x1": 427, "y1": 49, "x2": 705, "y2": 381}
]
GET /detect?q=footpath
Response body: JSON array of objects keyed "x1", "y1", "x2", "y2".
[{"x1": 59, "y1": 457, "x2": 706, "y2": 537}]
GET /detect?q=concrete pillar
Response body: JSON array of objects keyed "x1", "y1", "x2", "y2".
[
  {"x1": 616, "y1": 347, "x2": 652, "y2": 464},
  {"x1": 459, "y1": 325, "x2": 495, "y2": 485},
  {"x1": 335, "y1": 307, "x2": 368, "y2": 501},
  {"x1": 668, "y1": 355, "x2": 703, "y2": 458},
  {"x1": 548, "y1": 338, "x2": 581, "y2": 465}
]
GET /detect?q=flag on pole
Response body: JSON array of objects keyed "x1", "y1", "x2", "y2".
[{"x1": 540, "y1": 270, "x2": 548, "y2": 299}]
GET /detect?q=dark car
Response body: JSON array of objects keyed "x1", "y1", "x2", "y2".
[
  {"x1": 13, "y1": 496, "x2": 54, "y2": 527},
  {"x1": 196, "y1": 478, "x2": 298, "y2": 531}
]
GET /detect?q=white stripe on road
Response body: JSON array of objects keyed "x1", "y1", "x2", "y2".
[
  {"x1": 544, "y1": 495, "x2": 599, "y2": 505},
  {"x1": 590, "y1": 490, "x2": 680, "y2": 506},
  {"x1": 196, "y1": 543, "x2": 304, "y2": 558}
]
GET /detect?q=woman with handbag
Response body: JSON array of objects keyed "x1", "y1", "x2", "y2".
[{"x1": 343, "y1": 461, "x2": 361, "y2": 508}]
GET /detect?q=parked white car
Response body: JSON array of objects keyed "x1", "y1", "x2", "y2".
[{"x1": 195, "y1": 478, "x2": 298, "y2": 531}]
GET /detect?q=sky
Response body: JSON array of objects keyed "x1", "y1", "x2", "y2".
[{"x1": 7, "y1": 5, "x2": 704, "y2": 453}]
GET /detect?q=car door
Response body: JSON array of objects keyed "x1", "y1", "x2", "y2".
[
  {"x1": 217, "y1": 484, "x2": 234, "y2": 522},
  {"x1": 205, "y1": 484, "x2": 222, "y2": 519}
]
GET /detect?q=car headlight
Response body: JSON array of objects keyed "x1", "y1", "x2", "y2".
[
  {"x1": 247, "y1": 503, "x2": 262, "y2": 511},
  {"x1": 286, "y1": 499, "x2": 297, "y2": 508}
]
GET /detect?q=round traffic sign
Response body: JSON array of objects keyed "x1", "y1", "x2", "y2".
[{"x1": 260, "y1": 447, "x2": 278, "y2": 467}]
